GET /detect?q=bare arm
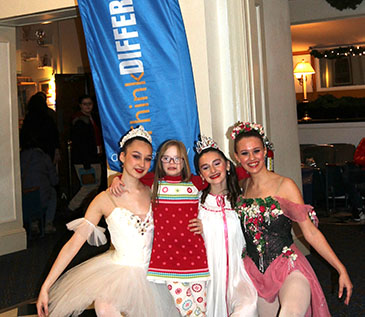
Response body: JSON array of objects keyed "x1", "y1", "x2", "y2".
[
  {"x1": 280, "y1": 178, "x2": 353, "y2": 305},
  {"x1": 298, "y1": 218, "x2": 352, "y2": 304},
  {"x1": 36, "y1": 193, "x2": 105, "y2": 316}
]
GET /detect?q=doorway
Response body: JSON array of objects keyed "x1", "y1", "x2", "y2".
[{"x1": 1, "y1": 8, "x2": 106, "y2": 234}]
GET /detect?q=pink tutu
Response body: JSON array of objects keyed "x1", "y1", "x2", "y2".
[{"x1": 244, "y1": 244, "x2": 330, "y2": 316}]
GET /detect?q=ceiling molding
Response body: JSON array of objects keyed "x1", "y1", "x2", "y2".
[{"x1": 0, "y1": 7, "x2": 78, "y2": 27}]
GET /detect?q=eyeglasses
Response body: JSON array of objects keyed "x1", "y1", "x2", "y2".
[{"x1": 161, "y1": 155, "x2": 184, "y2": 164}]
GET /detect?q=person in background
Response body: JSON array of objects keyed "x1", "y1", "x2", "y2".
[
  {"x1": 67, "y1": 95, "x2": 104, "y2": 214},
  {"x1": 21, "y1": 138, "x2": 58, "y2": 233},
  {"x1": 20, "y1": 93, "x2": 60, "y2": 164},
  {"x1": 342, "y1": 137, "x2": 365, "y2": 222},
  {"x1": 34, "y1": 91, "x2": 61, "y2": 165}
]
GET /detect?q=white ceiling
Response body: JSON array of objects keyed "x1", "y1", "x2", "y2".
[
  {"x1": 1, "y1": 7, "x2": 364, "y2": 55},
  {"x1": 291, "y1": 15, "x2": 365, "y2": 52}
]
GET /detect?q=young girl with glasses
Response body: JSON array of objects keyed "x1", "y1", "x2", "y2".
[
  {"x1": 111, "y1": 139, "x2": 210, "y2": 317},
  {"x1": 148, "y1": 140, "x2": 210, "y2": 316}
]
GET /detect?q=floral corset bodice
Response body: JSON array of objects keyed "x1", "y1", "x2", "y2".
[{"x1": 236, "y1": 196, "x2": 294, "y2": 273}]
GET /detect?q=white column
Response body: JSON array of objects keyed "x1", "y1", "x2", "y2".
[
  {"x1": 181, "y1": 0, "x2": 307, "y2": 254},
  {"x1": 181, "y1": 0, "x2": 269, "y2": 158},
  {"x1": 261, "y1": 0, "x2": 302, "y2": 185},
  {"x1": 179, "y1": 0, "x2": 213, "y2": 137},
  {"x1": 261, "y1": 0, "x2": 306, "y2": 254},
  {"x1": 0, "y1": 26, "x2": 27, "y2": 255}
]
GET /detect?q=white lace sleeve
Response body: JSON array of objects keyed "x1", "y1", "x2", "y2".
[{"x1": 66, "y1": 218, "x2": 107, "y2": 247}]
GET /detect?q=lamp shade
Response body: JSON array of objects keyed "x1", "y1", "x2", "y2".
[{"x1": 293, "y1": 59, "x2": 315, "y2": 75}]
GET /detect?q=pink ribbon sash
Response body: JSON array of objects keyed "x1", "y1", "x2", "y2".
[{"x1": 216, "y1": 195, "x2": 230, "y2": 316}]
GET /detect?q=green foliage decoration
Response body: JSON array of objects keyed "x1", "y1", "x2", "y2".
[
  {"x1": 325, "y1": 0, "x2": 363, "y2": 11},
  {"x1": 297, "y1": 94, "x2": 365, "y2": 122}
]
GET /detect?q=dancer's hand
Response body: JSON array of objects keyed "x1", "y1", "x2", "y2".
[
  {"x1": 36, "y1": 287, "x2": 49, "y2": 317},
  {"x1": 110, "y1": 175, "x2": 128, "y2": 196},
  {"x1": 338, "y1": 270, "x2": 353, "y2": 305},
  {"x1": 188, "y1": 218, "x2": 203, "y2": 235}
]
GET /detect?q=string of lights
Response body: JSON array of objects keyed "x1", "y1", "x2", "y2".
[{"x1": 310, "y1": 45, "x2": 365, "y2": 59}]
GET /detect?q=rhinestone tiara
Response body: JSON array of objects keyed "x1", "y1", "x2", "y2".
[
  {"x1": 195, "y1": 135, "x2": 220, "y2": 154},
  {"x1": 119, "y1": 125, "x2": 152, "y2": 149}
]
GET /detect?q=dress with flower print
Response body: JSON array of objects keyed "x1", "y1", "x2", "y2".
[
  {"x1": 237, "y1": 196, "x2": 295, "y2": 273},
  {"x1": 236, "y1": 195, "x2": 331, "y2": 317}
]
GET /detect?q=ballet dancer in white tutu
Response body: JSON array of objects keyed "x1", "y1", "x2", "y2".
[{"x1": 36, "y1": 126, "x2": 178, "y2": 317}]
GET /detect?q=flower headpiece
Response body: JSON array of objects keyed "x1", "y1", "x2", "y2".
[
  {"x1": 230, "y1": 121, "x2": 273, "y2": 150},
  {"x1": 230, "y1": 121, "x2": 265, "y2": 140},
  {"x1": 195, "y1": 135, "x2": 220, "y2": 154},
  {"x1": 119, "y1": 125, "x2": 152, "y2": 149}
]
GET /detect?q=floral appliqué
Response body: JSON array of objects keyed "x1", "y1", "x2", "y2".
[
  {"x1": 282, "y1": 246, "x2": 298, "y2": 268},
  {"x1": 308, "y1": 209, "x2": 319, "y2": 227},
  {"x1": 236, "y1": 196, "x2": 283, "y2": 257}
]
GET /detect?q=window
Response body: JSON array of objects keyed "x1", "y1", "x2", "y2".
[{"x1": 318, "y1": 55, "x2": 365, "y2": 88}]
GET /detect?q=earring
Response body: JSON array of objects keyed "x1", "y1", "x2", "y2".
[
  {"x1": 227, "y1": 170, "x2": 230, "y2": 175},
  {"x1": 200, "y1": 175, "x2": 205, "y2": 184}
]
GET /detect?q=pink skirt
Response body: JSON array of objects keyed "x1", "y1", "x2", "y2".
[{"x1": 244, "y1": 244, "x2": 330, "y2": 317}]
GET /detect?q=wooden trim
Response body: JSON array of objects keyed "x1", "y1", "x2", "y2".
[{"x1": 293, "y1": 50, "x2": 310, "y2": 56}]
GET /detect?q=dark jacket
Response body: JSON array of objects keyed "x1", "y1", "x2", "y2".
[
  {"x1": 20, "y1": 107, "x2": 60, "y2": 161},
  {"x1": 71, "y1": 112, "x2": 100, "y2": 168}
]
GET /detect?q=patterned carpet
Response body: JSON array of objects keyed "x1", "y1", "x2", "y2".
[{"x1": 0, "y1": 213, "x2": 364, "y2": 316}]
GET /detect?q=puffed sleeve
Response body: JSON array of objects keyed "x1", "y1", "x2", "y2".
[
  {"x1": 274, "y1": 196, "x2": 318, "y2": 227},
  {"x1": 66, "y1": 218, "x2": 108, "y2": 246}
]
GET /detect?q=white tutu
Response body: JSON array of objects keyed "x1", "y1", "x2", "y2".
[
  {"x1": 48, "y1": 208, "x2": 179, "y2": 317},
  {"x1": 49, "y1": 250, "x2": 163, "y2": 316}
]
